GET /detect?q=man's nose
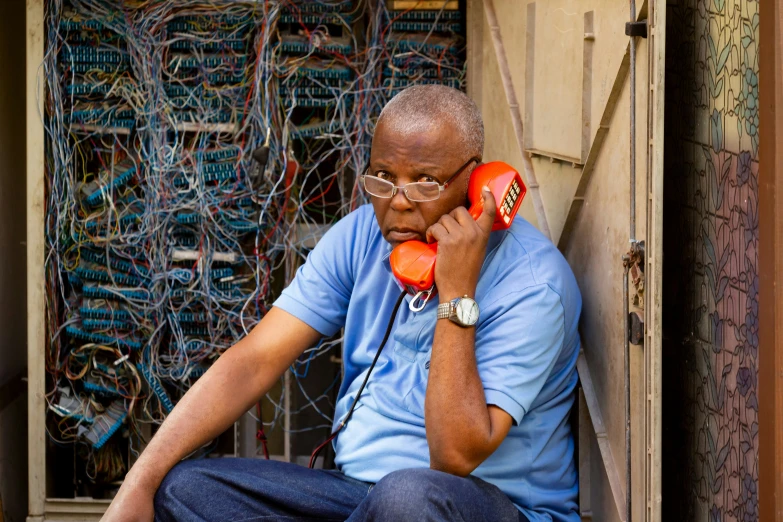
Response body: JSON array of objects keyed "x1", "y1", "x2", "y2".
[{"x1": 389, "y1": 187, "x2": 414, "y2": 211}]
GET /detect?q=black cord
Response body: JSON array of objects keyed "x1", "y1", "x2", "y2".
[{"x1": 309, "y1": 290, "x2": 408, "y2": 468}]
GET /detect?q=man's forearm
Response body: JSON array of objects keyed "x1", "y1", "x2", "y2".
[
  {"x1": 122, "y1": 308, "x2": 320, "y2": 494},
  {"x1": 125, "y1": 339, "x2": 271, "y2": 491},
  {"x1": 425, "y1": 320, "x2": 493, "y2": 475}
]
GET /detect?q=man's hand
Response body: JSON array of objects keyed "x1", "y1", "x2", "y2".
[
  {"x1": 426, "y1": 186, "x2": 497, "y2": 300},
  {"x1": 101, "y1": 480, "x2": 155, "y2": 522}
]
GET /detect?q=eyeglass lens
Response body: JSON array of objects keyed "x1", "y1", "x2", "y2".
[{"x1": 362, "y1": 176, "x2": 442, "y2": 202}]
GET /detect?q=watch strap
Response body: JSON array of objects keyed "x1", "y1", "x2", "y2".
[{"x1": 437, "y1": 302, "x2": 453, "y2": 320}]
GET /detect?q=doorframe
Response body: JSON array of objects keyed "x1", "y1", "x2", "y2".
[{"x1": 758, "y1": 0, "x2": 783, "y2": 518}]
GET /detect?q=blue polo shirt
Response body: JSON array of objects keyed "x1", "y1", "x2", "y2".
[{"x1": 274, "y1": 204, "x2": 581, "y2": 522}]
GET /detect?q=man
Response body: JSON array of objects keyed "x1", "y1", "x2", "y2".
[{"x1": 103, "y1": 85, "x2": 581, "y2": 522}]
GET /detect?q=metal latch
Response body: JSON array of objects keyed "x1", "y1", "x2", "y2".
[
  {"x1": 625, "y1": 20, "x2": 648, "y2": 38},
  {"x1": 628, "y1": 311, "x2": 644, "y2": 345},
  {"x1": 624, "y1": 241, "x2": 645, "y2": 346},
  {"x1": 626, "y1": 241, "x2": 645, "y2": 308}
]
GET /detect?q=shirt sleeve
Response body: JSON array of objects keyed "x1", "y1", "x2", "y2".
[
  {"x1": 475, "y1": 284, "x2": 566, "y2": 425},
  {"x1": 272, "y1": 206, "x2": 370, "y2": 337}
]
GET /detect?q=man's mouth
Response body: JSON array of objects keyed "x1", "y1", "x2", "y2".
[{"x1": 387, "y1": 227, "x2": 423, "y2": 243}]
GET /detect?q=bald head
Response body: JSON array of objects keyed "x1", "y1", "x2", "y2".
[{"x1": 375, "y1": 85, "x2": 484, "y2": 160}]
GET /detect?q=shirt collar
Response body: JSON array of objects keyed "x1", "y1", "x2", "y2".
[{"x1": 381, "y1": 243, "x2": 394, "y2": 275}]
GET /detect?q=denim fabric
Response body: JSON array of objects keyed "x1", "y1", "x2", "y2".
[{"x1": 154, "y1": 458, "x2": 529, "y2": 522}]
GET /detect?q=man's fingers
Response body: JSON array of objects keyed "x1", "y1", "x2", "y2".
[
  {"x1": 476, "y1": 186, "x2": 497, "y2": 234},
  {"x1": 438, "y1": 214, "x2": 460, "y2": 234},
  {"x1": 450, "y1": 206, "x2": 475, "y2": 226},
  {"x1": 426, "y1": 223, "x2": 448, "y2": 243}
]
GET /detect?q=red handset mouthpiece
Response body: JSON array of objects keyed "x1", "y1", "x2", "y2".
[{"x1": 390, "y1": 161, "x2": 526, "y2": 295}]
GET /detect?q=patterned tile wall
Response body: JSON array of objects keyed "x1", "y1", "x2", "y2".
[{"x1": 663, "y1": 0, "x2": 759, "y2": 519}]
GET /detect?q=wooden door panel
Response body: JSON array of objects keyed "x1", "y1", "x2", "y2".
[{"x1": 468, "y1": 1, "x2": 664, "y2": 520}]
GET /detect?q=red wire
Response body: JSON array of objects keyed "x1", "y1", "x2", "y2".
[{"x1": 309, "y1": 430, "x2": 339, "y2": 469}]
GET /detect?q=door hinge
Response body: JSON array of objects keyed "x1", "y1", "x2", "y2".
[{"x1": 625, "y1": 20, "x2": 648, "y2": 38}]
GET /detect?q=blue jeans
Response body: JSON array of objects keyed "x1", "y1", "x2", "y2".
[{"x1": 154, "y1": 458, "x2": 529, "y2": 521}]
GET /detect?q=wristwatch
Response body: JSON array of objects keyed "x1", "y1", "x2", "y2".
[{"x1": 437, "y1": 295, "x2": 480, "y2": 327}]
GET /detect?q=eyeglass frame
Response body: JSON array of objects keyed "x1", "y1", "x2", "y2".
[{"x1": 360, "y1": 157, "x2": 481, "y2": 202}]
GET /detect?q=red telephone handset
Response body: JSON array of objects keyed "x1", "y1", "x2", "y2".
[{"x1": 390, "y1": 161, "x2": 527, "y2": 295}]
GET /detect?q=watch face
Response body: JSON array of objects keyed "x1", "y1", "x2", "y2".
[{"x1": 455, "y1": 298, "x2": 479, "y2": 325}]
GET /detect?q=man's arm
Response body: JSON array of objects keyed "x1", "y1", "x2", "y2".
[
  {"x1": 426, "y1": 318, "x2": 513, "y2": 476},
  {"x1": 102, "y1": 307, "x2": 322, "y2": 521},
  {"x1": 424, "y1": 186, "x2": 513, "y2": 476}
]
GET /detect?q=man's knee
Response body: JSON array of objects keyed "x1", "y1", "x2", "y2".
[
  {"x1": 154, "y1": 460, "x2": 208, "y2": 515},
  {"x1": 363, "y1": 468, "x2": 452, "y2": 519}
]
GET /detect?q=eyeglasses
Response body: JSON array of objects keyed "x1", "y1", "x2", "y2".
[{"x1": 361, "y1": 157, "x2": 480, "y2": 203}]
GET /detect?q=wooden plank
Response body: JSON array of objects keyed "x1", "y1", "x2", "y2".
[
  {"x1": 44, "y1": 499, "x2": 108, "y2": 521},
  {"x1": 582, "y1": 11, "x2": 594, "y2": 163},
  {"x1": 578, "y1": 388, "x2": 593, "y2": 520},
  {"x1": 26, "y1": 0, "x2": 46, "y2": 518},
  {"x1": 577, "y1": 352, "x2": 627, "y2": 521},
  {"x1": 644, "y1": 0, "x2": 664, "y2": 519},
  {"x1": 523, "y1": 3, "x2": 535, "y2": 152},
  {"x1": 526, "y1": 148, "x2": 583, "y2": 167},
  {"x1": 558, "y1": 45, "x2": 630, "y2": 252},
  {"x1": 386, "y1": 0, "x2": 458, "y2": 9},
  {"x1": 465, "y1": 0, "x2": 483, "y2": 106},
  {"x1": 758, "y1": 0, "x2": 783, "y2": 518},
  {"x1": 482, "y1": 0, "x2": 551, "y2": 240}
]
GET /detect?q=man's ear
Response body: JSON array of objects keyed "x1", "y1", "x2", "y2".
[
  {"x1": 462, "y1": 162, "x2": 479, "y2": 201},
  {"x1": 462, "y1": 175, "x2": 473, "y2": 206}
]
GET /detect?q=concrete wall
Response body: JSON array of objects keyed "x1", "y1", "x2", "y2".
[{"x1": 0, "y1": 0, "x2": 29, "y2": 519}]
